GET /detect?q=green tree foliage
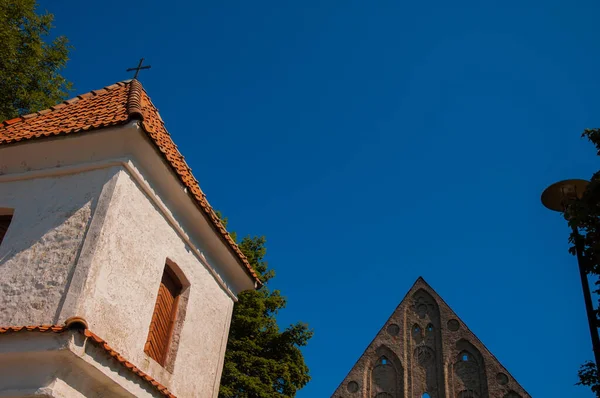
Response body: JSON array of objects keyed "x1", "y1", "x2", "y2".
[
  {"x1": 216, "y1": 212, "x2": 313, "y2": 398},
  {"x1": 567, "y1": 128, "x2": 600, "y2": 397},
  {"x1": 0, "y1": 0, "x2": 72, "y2": 122},
  {"x1": 577, "y1": 360, "x2": 600, "y2": 397}
]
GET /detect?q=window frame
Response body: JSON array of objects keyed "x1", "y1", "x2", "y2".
[{"x1": 144, "y1": 261, "x2": 187, "y2": 367}]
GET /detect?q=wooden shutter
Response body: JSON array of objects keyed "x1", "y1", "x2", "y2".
[
  {"x1": 144, "y1": 267, "x2": 182, "y2": 365},
  {"x1": 0, "y1": 215, "x2": 12, "y2": 246}
]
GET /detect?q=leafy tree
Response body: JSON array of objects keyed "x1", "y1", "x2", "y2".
[
  {"x1": 0, "y1": 0, "x2": 72, "y2": 122},
  {"x1": 577, "y1": 360, "x2": 600, "y2": 397},
  {"x1": 566, "y1": 128, "x2": 600, "y2": 397},
  {"x1": 216, "y1": 211, "x2": 313, "y2": 398}
]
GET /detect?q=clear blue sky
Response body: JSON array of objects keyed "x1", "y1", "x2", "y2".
[{"x1": 41, "y1": 0, "x2": 599, "y2": 396}]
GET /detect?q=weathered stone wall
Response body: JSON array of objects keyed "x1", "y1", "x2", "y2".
[
  {"x1": 76, "y1": 170, "x2": 234, "y2": 398},
  {"x1": 0, "y1": 164, "x2": 236, "y2": 397},
  {"x1": 0, "y1": 118, "x2": 253, "y2": 397},
  {"x1": 0, "y1": 168, "x2": 117, "y2": 326},
  {"x1": 331, "y1": 278, "x2": 529, "y2": 398}
]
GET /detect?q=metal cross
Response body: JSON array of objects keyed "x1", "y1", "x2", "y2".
[{"x1": 126, "y1": 58, "x2": 151, "y2": 79}]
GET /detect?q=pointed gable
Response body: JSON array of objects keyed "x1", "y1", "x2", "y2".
[
  {"x1": 0, "y1": 80, "x2": 260, "y2": 286},
  {"x1": 332, "y1": 277, "x2": 530, "y2": 398}
]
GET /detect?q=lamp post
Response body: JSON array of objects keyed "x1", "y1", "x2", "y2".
[{"x1": 541, "y1": 179, "x2": 600, "y2": 374}]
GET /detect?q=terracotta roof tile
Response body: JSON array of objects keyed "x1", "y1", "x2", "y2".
[
  {"x1": 51, "y1": 103, "x2": 67, "y2": 111},
  {"x1": 0, "y1": 80, "x2": 260, "y2": 286},
  {"x1": 0, "y1": 319, "x2": 177, "y2": 398},
  {"x1": 0, "y1": 325, "x2": 65, "y2": 333},
  {"x1": 3, "y1": 117, "x2": 21, "y2": 126}
]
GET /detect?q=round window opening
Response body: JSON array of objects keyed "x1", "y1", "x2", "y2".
[
  {"x1": 347, "y1": 381, "x2": 359, "y2": 393},
  {"x1": 387, "y1": 323, "x2": 400, "y2": 336},
  {"x1": 447, "y1": 319, "x2": 460, "y2": 331},
  {"x1": 496, "y1": 372, "x2": 509, "y2": 385}
]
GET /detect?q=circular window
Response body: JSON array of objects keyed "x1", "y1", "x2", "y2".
[
  {"x1": 387, "y1": 323, "x2": 400, "y2": 336},
  {"x1": 496, "y1": 372, "x2": 509, "y2": 385},
  {"x1": 347, "y1": 381, "x2": 359, "y2": 393},
  {"x1": 447, "y1": 319, "x2": 460, "y2": 331}
]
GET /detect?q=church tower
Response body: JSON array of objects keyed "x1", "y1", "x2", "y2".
[
  {"x1": 0, "y1": 80, "x2": 260, "y2": 397},
  {"x1": 331, "y1": 278, "x2": 529, "y2": 398}
]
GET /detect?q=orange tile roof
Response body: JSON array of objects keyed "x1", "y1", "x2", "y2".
[
  {"x1": 0, "y1": 319, "x2": 176, "y2": 397},
  {"x1": 0, "y1": 80, "x2": 260, "y2": 286}
]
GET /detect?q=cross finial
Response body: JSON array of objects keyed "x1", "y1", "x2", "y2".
[{"x1": 126, "y1": 58, "x2": 151, "y2": 80}]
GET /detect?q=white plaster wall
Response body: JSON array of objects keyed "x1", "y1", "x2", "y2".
[
  {"x1": 0, "y1": 168, "x2": 118, "y2": 325},
  {"x1": 78, "y1": 170, "x2": 235, "y2": 397},
  {"x1": 0, "y1": 125, "x2": 251, "y2": 397},
  {"x1": 0, "y1": 125, "x2": 255, "y2": 296},
  {"x1": 0, "y1": 331, "x2": 163, "y2": 397}
]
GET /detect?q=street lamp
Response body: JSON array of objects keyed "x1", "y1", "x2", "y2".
[{"x1": 541, "y1": 179, "x2": 600, "y2": 374}]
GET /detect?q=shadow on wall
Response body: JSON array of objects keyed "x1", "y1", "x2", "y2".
[
  {"x1": 0, "y1": 168, "x2": 119, "y2": 325},
  {"x1": 67, "y1": 332, "x2": 161, "y2": 396}
]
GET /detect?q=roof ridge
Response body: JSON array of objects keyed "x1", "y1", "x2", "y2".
[
  {"x1": 130, "y1": 87, "x2": 260, "y2": 285},
  {"x1": 0, "y1": 79, "x2": 261, "y2": 286},
  {"x1": 0, "y1": 81, "x2": 132, "y2": 129},
  {"x1": 126, "y1": 79, "x2": 144, "y2": 119}
]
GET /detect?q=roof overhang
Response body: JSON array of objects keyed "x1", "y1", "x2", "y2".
[
  {"x1": 0, "y1": 80, "x2": 261, "y2": 289},
  {"x1": 0, "y1": 122, "x2": 257, "y2": 296},
  {"x1": 0, "y1": 320, "x2": 176, "y2": 397}
]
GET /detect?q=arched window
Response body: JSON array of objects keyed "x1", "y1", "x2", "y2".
[
  {"x1": 453, "y1": 340, "x2": 488, "y2": 398},
  {"x1": 370, "y1": 345, "x2": 404, "y2": 397},
  {"x1": 144, "y1": 262, "x2": 185, "y2": 366},
  {"x1": 458, "y1": 350, "x2": 474, "y2": 363},
  {"x1": 412, "y1": 324, "x2": 423, "y2": 343},
  {"x1": 426, "y1": 323, "x2": 434, "y2": 333},
  {"x1": 371, "y1": 353, "x2": 397, "y2": 396}
]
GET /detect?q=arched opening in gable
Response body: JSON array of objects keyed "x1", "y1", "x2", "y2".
[
  {"x1": 369, "y1": 346, "x2": 403, "y2": 398},
  {"x1": 451, "y1": 340, "x2": 489, "y2": 398},
  {"x1": 408, "y1": 289, "x2": 444, "y2": 397}
]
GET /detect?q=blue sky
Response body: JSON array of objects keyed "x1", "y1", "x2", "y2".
[{"x1": 40, "y1": 0, "x2": 600, "y2": 396}]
